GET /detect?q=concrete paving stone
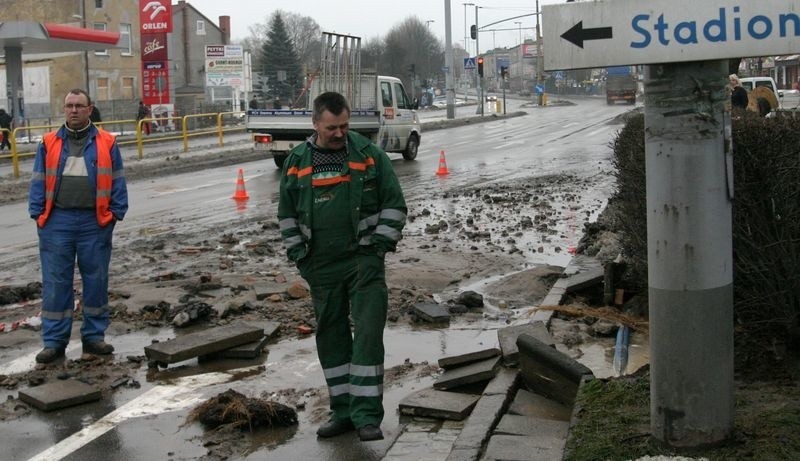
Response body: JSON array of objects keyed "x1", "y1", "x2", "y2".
[
  {"x1": 413, "y1": 302, "x2": 451, "y2": 323},
  {"x1": 451, "y1": 394, "x2": 507, "y2": 450},
  {"x1": 494, "y1": 414, "x2": 570, "y2": 438},
  {"x1": 482, "y1": 367, "x2": 519, "y2": 396},
  {"x1": 434, "y1": 356, "x2": 501, "y2": 390},
  {"x1": 198, "y1": 321, "x2": 281, "y2": 361},
  {"x1": 18, "y1": 379, "x2": 101, "y2": 411},
  {"x1": 497, "y1": 321, "x2": 554, "y2": 366},
  {"x1": 144, "y1": 322, "x2": 264, "y2": 364},
  {"x1": 508, "y1": 389, "x2": 572, "y2": 421},
  {"x1": 446, "y1": 448, "x2": 481, "y2": 461},
  {"x1": 438, "y1": 348, "x2": 500, "y2": 369},
  {"x1": 198, "y1": 333, "x2": 268, "y2": 360},
  {"x1": 561, "y1": 265, "x2": 604, "y2": 294},
  {"x1": 517, "y1": 333, "x2": 594, "y2": 405},
  {"x1": 253, "y1": 282, "x2": 290, "y2": 300},
  {"x1": 482, "y1": 434, "x2": 564, "y2": 461},
  {"x1": 399, "y1": 388, "x2": 481, "y2": 421}
]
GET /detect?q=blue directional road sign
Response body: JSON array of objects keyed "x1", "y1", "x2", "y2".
[
  {"x1": 464, "y1": 57, "x2": 476, "y2": 69},
  {"x1": 543, "y1": 0, "x2": 800, "y2": 70}
]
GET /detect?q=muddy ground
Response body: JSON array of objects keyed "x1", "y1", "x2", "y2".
[{"x1": 0, "y1": 134, "x2": 615, "y2": 451}]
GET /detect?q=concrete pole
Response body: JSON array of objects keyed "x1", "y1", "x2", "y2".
[
  {"x1": 645, "y1": 60, "x2": 734, "y2": 447},
  {"x1": 475, "y1": 5, "x2": 483, "y2": 116},
  {"x1": 535, "y1": 0, "x2": 544, "y2": 106},
  {"x1": 5, "y1": 46, "x2": 23, "y2": 119},
  {"x1": 444, "y1": 0, "x2": 455, "y2": 119}
]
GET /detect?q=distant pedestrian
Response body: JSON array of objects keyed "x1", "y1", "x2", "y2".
[
  {"x1": 729, "y1": 74, "x2": 748, "y2": 110},
  {"x1": 0, "y1": 108, "x2": 11, "y2": 151},
  {"x1": 249, "y1": 97, "x2": 259, "y2": 110},
  {"x1": 273, "y1": 97, "x2": 282, "y2": 109},
  {"x1": 90, "y1": 105, "x2": 102, "y2": 123},
  {"x1": 28, "y1": 88, "x2": 128, "y2": 364},
  {"x1": 136, "y1": 101, "x2": 151, "y2": 135}
]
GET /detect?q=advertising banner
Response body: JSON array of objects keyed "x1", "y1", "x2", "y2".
[
  {"x1": 139, "y1": 0, "x2": 172, "y2": 33},
  {"x1": 141, "y1": 33, "x2": 168, "y2": 62}
]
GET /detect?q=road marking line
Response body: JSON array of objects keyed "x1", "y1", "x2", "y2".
[{"x1": 27, "y1": 366, "x2": 262, "y2": 461}]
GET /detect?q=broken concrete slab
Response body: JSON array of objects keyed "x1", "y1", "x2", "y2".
[
  {"x1": 413, "y1": 302, "x2": 450, "y2": 323},
  {"x1": 398, "y1": 388, "x2": 480, "y2": 421},
  {"x1": 508, "y1": 388, "x2": 572, "y2": 421},
  {"x1": 144, "y1": 322, "x2": 264, "y2": 364},
  {"x1": 438, "y1": 347, "x2": 500, "y2": 370},
  {"x1": 253, "y1": 282, "x2": 290, "y2": 300},
  {"x1": 494, "y1": 413, "x2": 570, "y2": 437},
  {"x1": 482, "y1": 434, "x2": 565, "y2": 461},
  {"x1": 199, "y1": 321, "x2": 281, "y2": 361},
  {"x1": 482, "y1": 367, "x2": 519, "y2": 397},
  {"x1": 434, "y1": 356, "x2": 501, "y2": 390},
  {"x1": 199, "y1": 334, "x2": 268, "y2": 360},
  {"x1": 562, "y1": 266, "x2": 604, "y2": 294},
  {"x1": 497, "y1": 321, "x2": 554, "y2": 366},
  {"x1": 19, "y1": 380, "x2": 101, "y2": 411},
  {"x1": 517, "y1": 332, "x2": 594, "y2": 405}
]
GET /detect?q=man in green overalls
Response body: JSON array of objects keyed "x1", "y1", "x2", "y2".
[{"x1": 278, "y1": 92, "x2": 407, "y2": 442}]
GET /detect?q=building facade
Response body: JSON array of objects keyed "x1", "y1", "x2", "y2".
[{"x1": 0, "y1": 0, "x2": 233, "y2": 124}]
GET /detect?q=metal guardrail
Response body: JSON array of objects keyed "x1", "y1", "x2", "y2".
[{"x1": 0, "y1": 111, "x2": 246, "y2": 178}]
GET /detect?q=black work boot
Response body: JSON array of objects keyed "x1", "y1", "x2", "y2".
[
  {"x1": 316, "y1": 419, "x2": 355, "y2": 438},
  {"x1": 82, "y1": 340, "x2": 114, "y2": 355},
  {"x1": 35, "y1": 347, "x2": 65, "y2": 364},
  {"x1": 358, "y1": 424, "x2": 384, "y2": 441}
]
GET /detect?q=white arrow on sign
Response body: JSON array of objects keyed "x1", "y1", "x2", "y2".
[{"x1": 543, "y1": 0, "x2": 800, "y2": 70}]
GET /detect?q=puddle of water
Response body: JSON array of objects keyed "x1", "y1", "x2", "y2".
[{"x1": 568, "y1": 331, "x2": 650, "y2": 379}]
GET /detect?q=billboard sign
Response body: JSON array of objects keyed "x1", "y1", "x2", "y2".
[{"x1": 140, "y1": 0, "x2": 172, "y2": 33}]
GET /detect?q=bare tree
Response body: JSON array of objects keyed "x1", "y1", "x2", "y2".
[{"x1": 383, "y1": 17, "x2": 444, "y2": 95}]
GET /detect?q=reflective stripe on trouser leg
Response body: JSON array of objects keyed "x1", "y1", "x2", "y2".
[
  {"x1": 37, "y1": 209, "x2": 80, "y2": 349},
  {"x1": 311, "y1": 273, "x2": 354, "y2": 422},
  {"x1": 76, "y1": 217, "x2": 115, "y2": 343},
  {"x1": 348, "y1": 252, "x2": 387, "y2": 428}
]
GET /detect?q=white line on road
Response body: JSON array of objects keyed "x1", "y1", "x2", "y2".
[{"x1": 27, "y1": 366, "x2": 263, "y2": 461}]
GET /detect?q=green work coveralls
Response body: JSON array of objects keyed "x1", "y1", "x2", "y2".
[{"x1": 278, "y1": 131, "x2": 407, "y2": 428}]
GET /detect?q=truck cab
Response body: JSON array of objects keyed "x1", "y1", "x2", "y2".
[{"x1": 246, "y1": 32, "x2": 421, "y2": 169}]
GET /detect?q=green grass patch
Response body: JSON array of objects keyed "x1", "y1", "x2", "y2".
[{"x1": 564, "y1": 373, "x2": 800, "y2": 461}]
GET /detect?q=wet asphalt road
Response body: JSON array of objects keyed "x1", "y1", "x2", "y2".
[{"x1": 0, "y1": 96, "x2": 636, "y2": 460}]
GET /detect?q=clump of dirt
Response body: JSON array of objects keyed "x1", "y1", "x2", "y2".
[{"x1": 187, "y1": 388, "x2": 298, "y2": 431}]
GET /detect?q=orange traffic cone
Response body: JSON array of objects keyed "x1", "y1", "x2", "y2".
[
  {"x1": 435, "y1": 150, "x2": 449, "y2": 176},
  {"x1": 232, "y1": 168, "x2": 250, "y2": 200}
]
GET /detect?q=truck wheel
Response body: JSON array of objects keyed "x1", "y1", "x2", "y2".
[
  {"x1": 273, "y1": 155, "x2": 286, "y2": 169},
  {"x1": 403, "y1": 134, "x2": 419, "y2": 161}
]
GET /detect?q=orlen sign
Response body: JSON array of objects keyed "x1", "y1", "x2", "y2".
[{"x1": 139, "y1": 0, "x2": 172, "y2": 33}]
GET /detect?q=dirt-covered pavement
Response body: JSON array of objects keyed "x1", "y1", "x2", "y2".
[{"x1": 0, "y1": 111, "x2": 626, "y2": 459}]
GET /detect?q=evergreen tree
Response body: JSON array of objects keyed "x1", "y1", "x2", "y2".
[{"x1": 260, "y1": 12, "x2": 302, "y2": 105}]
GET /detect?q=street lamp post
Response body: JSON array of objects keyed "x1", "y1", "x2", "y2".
[
  {"x1": 536, "y1": 0, "x2": 544, "y2": 105},
  {"x1": 514, "y1": 21, "x2": 522, "y2": 92},
  {"x1": 463, "y1": 2, "x2": 474, "y2": 101},
  {"x1": 426, "y1": 20, "x2": 435, "y2": 28},
  {"x1": 475, "y1": 5, "x2": 483, "y2": 115}
]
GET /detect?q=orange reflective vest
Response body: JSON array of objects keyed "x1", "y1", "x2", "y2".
[{"x1": 36, "y1": 130, "x2": 116, "y2": 228}]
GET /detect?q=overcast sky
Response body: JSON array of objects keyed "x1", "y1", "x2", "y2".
[{"x1": 185, "y1": 0, "x2": 560, "y2": 54}]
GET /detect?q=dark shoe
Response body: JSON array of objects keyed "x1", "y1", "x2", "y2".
[
  {"x1": 358, "y1": 424, "x2": 384, "y2": 441},
  {"x1": 316, "y1": 419, "x2": 355, "y2": 438},
  {"x1": 35, "y1": 347, "x2": 65, "y2": 364},
  {"x1": 82, "y1": 340, "x2": 114, "y2": 355}
]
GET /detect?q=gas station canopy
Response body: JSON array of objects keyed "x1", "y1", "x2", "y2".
[{"x1": 0, "y1": 21, "x2": 121, "y2": 55}]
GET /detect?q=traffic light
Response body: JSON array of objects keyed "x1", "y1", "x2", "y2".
[
  {"x1": 470, "y1": 25, "x2": 476, "y2": 39},
  {"x1": 477, "y1": 57, "x2": 484, "y2": 78},
  {"x1": 500, "y1": 66, "x2": 508, "y2": 80}
]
